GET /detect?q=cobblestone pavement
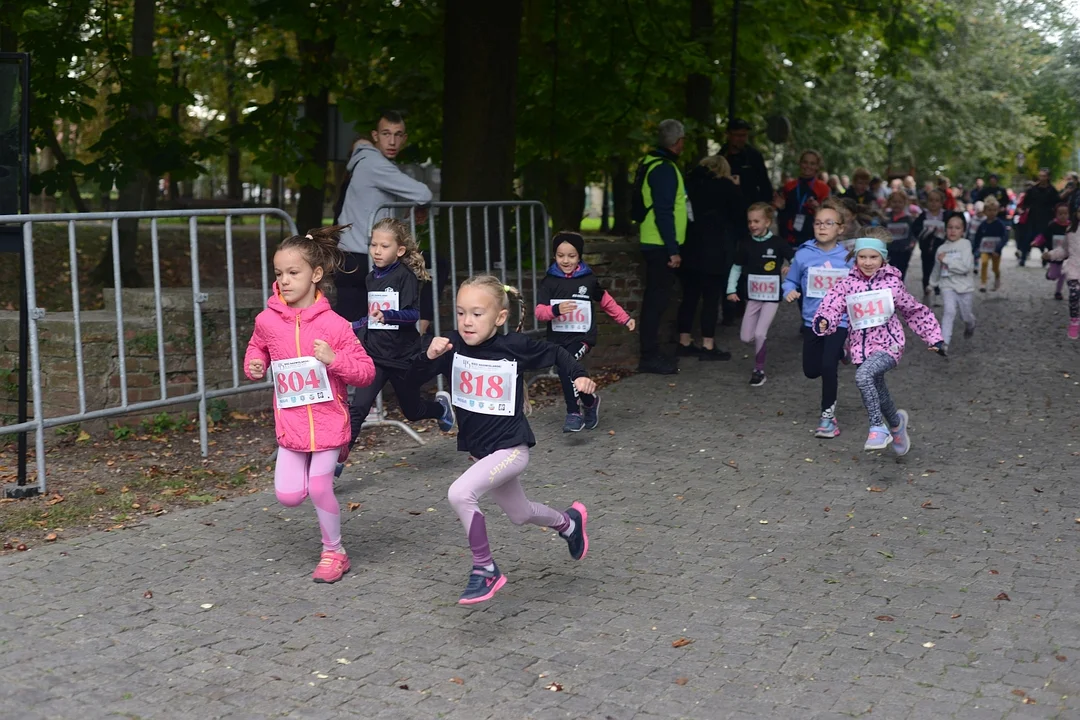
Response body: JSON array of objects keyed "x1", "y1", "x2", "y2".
[{"x1": 2, "y1": 245, "x2": 1079, "y2": 720}]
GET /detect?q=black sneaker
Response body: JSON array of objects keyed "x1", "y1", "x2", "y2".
[
  {"x1": 562, "y1": 412, "x2": 585, "y2": 433},
  {"x1": 458, "y1": 564, "x2": 507, "y2": 605},
  {"x1": 698, "y1": 347, "x2": 732, "y2": 361},
  {"x1": 964, "y1": 323, "x2": 975, "y2": 338},
  {"x1": 750, "y1": 370, "x2": 766, "y2": 386},
  {"x1": 582, "y1": 396, "x2": 601, "y2": 430},
  {"x1": 562, "y1": 502, "x2": 589, "y2": 560},
  {"x1": 638, "y1": 356, "x2": 679, "y2": 374},
  {"x1": 675, "y1": 343, "x2": 701, "y2": 357}
]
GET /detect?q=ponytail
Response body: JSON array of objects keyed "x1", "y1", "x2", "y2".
[{"x1": 279, "y1": 224, "x2": 352, "y2": 291}]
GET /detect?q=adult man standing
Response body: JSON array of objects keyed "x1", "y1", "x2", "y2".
[
  {"x1": 721, "y1": 118, "x2": 773, "y2": 205},
  {"x1": 636, "y1": 119, "x2": 687, "y2": 375},
  {"x1": 335, "y1": 110, "x2": 433, "y2": 322},
  {"x1": 1018, "y1": 168, "x2": 1060, "y2": 266},
  {"x1": 981, "y1": 174, "x2": 1009, "y2": 209}
]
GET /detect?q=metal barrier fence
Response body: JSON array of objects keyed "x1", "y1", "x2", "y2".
[
  {"x1": 0, "y1": 208, "x2": 297, "y2": 494},
  {"x1": 360, "y1": 201, "x2": 553, "y2": 424}
]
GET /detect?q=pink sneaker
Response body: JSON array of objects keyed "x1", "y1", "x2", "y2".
[
  {"x1": 312, "y1": 550, "x2": 350, "y2": 583},
  {"x1": 1069, "y1": 319, "x2": 1079, "y2": 341}
]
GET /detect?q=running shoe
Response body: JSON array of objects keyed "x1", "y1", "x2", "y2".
[
  {"x1": 435, "y1": 391, "x2": 455, "y2": 432},
  {"x1": 563, "y1": 412, "x2": 585, "y2": 433},
  {"x1": 964, "y1": 323, "x2": 975, "y2": 339},
  {"x1": 675, "y1": 342, "x2": 702, "y2": 357},
  {"x1": 749, "y1": 370, "x2": 766, "y2": 387},
  {"x1": 458, "y1": 564, "x2": 506, "y2": 605},
  {"x1": 562, "y1": 502, "x2": 589, "y2": 561},
  {"x1": 890, "y1": 410, "x2": 910, "y2": 456},
  {"x1": 814, "y1": 416, "x2": 840, "y2": 439},
  {"x1": 1069, "y1": 319, "x2": 1080, "y2": 341},
  {"x1": 864, "y1": 426, "x2": 893, "y2": 451},
  {"x1": 312, "y1": 550, "x2": 350, "y2": 583},
  {"x1": 582, "y1": 396, "x2": 601, "y2": 430},
  {"x1": 699, "y1": 347, "x2": 732, "y2": 361}
]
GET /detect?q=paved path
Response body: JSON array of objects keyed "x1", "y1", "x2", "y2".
[{"x1": 2, "y1": 246, "x2": 1079, "y2": 720}]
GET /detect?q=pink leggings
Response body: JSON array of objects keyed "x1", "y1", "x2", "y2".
[
  {"x1": 448, "y1": 445, "x2": 569, "y2": 567},
  {"x1": 275, "y1": 447, "x2": 342, "y2": 552},
  {"x1": 739, "y1": 300, "x2": 779, "y2": 371}
]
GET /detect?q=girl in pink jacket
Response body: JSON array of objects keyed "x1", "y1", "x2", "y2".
[
  {"x1": 245, "y1": 226, "x2": 376, "y2": 583},
  {"x1": 1041, "y1": 206, "x2": 1080, "y2": 340},
  {"x1": 813, "y1": 235, "x2": 945, "y2": 455}
]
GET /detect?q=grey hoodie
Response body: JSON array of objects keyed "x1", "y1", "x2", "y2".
[{"x1": 337, "y1": 144, "x2": 433, "y2": 254}]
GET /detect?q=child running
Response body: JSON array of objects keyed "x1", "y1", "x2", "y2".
[
  {"x1": 347, "y1": 219, "x2": 455, "y2": 459},
  {"x1": 913, "y1": 189, "x2": 948, "y2": 299},
  {"x1": 726, "y1": 202, "x2": 793, "y2": 386},
  {"x1": 812, "y1": 231, "x2": 945, "y2": 455},
  {"x1": 245, "y1": 226, "x2": 377, "y2": 583},
  {"x1": 973, "y1": 196, "x2": 1008, "y2": 292},
  {"x1": 408, "y1": 275, "x2": 594, "y2": 605},
  {"x1": 883, "y1": 191, "x2": 916, "y2": 281},
  {"x1": 1032, "y1": 203, "x2": 1072, "y2": 300},
  {"x1": 930, "y1": 213, "x2": 976, "y2": 352},
  {"x1": 1042, "y1": 205, "x2": 1080, "y2": 339},
  {"x1": 782, "y1": 197, "x2": 854, "y2": 438},
  {"x1": 535, "y1": 231, "x2": 635, "y2": 432}
]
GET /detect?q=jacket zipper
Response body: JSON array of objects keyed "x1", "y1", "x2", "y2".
[{"x1": 295, "y1": 313, "x2": 316, "y2": 452}]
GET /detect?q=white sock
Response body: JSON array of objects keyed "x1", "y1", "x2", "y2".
[
  {"x1": 560, "y1": 519, "x2": 576, "y2": 537},
  {"x1": 482, "y1": 563, "x2": 495, "y2": 572}
]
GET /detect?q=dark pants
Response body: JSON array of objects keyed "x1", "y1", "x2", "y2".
[
  {"x1": 333, "y1": 251, "x2": 369, "y2": 323},
  {"x1": 676, "y1": 270, "x2": 724, "y2": 339},
  {"x1": 891, "y1": 249, "x2": 913, "y2": 283},
  {"x1": 639, "y1": 247, "x2": 678, "y2": 359},
  {"x1": 919, "y1": 237, "x2": 944, "y2": 290},
  {"x1": 349, "y1": 364, "x2": 442, "y2": 446},
  {"x1": 558, "y1": 341, "x2": 596, "y2": 413},
  {"x1": 1016, "y1": 225, "x2": 1032, "y2": 265},
  {"x1": 802, "y1": 325, "x2": 849, "y2": 413}
]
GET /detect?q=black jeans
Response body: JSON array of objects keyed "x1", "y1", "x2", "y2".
[
  {"x1": 333, "y1": 251, "x2": 369, "y2": 323},
  {"x1": 919, "y1": 237, "x2": 944, "y2": 290},
  {"x1": 349, "y1": 365, "x2": 442, "y2": 446},
  {"x1": 802, "y1": 325, "x2": 849, "y2": 413},
  {"x1": 891, "y1": 249, "x2": 913, "y2": 283},
  {"x1": 676, "y1": 270, "x2": 724, "y2": 339},
  {"x1": 639, "y1": 247, "x2": 678, "y2": 359},
  {"x1": 558, "y1": 341, "x2": 595, "y2": 413}
]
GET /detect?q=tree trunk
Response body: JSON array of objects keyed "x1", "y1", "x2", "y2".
[
  {"x1": 553, "y1": 163, "x2": 586, "y2": 234},
  {"x1": 41, "y1": 132, "x2": 89, "y2": 213},
  {"x1": 271, "y1": 173, "x2": 281, "y2": 208},
  {"x1": 611, "y1": 158, "x2": 632, "y2": 236},
  {"x1": 600, "y1": 174, "x2": 610, "y2": 232},
  {"x1": 225, "y1": 36, "x2": 241, "y2": 202},
  {"x1": 168, "y1": 54, "x2": 182, "y2": 204},
  {"x1": 685, "y1": 0, "x2": 714, "y2": 165},
  {"x1": 442, "y1": 0, "x2": 522, "y2": 259},
  {"x1": 295, "y1": 35, "x2": 335, "y2": 233},
  {"x1": 95, "y1": 0, "x2": 155, "y2": 287}
]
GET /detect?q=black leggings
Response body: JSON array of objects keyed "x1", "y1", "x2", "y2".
[
  {"x1": 1070, "y1": 279, "x2": 1080, "y2": 319},
  {"x1": 891, "y1": 250, "x2": 913, "y2": 283},
  {"x1": 558, "y1": 341, "x2": 595, "y2": 413},
  {"x1": 349, "y1": 364, "x2": 442, "y2": 446},
  {"x1": 333, "y1": 252, "x2": 369, "y2": 323},
  {"x1": 802, "y1": 325, "x2": 849, "y2": 414},
  {"x1": 920, "y1": 238, "x2": 943, "y2": 289},
  {"x1": 676, "y1": 270, "x2": 724, "y2": 339}
]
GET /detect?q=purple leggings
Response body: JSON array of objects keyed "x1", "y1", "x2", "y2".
[
  {"x1": 448, "y1": 445, "x2": 569, "y2": 566},
  {"x1": 274, "y1": 447, "x2": 342, "y2": 552}
]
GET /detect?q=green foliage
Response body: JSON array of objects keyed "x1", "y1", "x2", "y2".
[
  {"x1": 207, "y1": 398, "x2": 228, "y2": 424},
  {"x1": 112, "y1": 424, "x2": 134, "y2": 441},
  {"x1": 140, "y1": 412, "x2": 177, "y2": 435}
]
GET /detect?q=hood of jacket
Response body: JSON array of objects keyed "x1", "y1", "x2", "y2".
[
  {"x1": 797, "y1": 239, "x2": 849, "y2": 265},
  {"x1": 547, "y1": 261, "x2": 594, "y2": 279},
  {"x1": 266, "y1": 282, "x2": 336, "y2": 324},
  {"x1": 346, "y1": 143, "x2": 381, "y2": 173}
]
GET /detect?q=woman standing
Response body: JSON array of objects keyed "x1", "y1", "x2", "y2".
[{"x1": 675, "y1": 155, "x2": 744, "y2": 360}]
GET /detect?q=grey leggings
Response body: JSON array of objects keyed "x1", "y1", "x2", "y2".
[{"x1": 855, "y1": 351, "x2": 901, "y2": 429}]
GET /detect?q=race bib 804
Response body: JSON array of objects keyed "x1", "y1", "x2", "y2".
[
  {"x1": 368, "y1": 289, "x2": 399, "y2": 330},
  {"x1": 550, "y1": 299, "x2": 592, "y2": 333},
  {"x1": 451, "y1": 355, "x2": 517, "y2": 416},
  {"x1": 272, "y1": 357, "x2": 332, "y2": 409},
  {"x1": 806, "y1": 266, "x2": 847, "y2": 299}
]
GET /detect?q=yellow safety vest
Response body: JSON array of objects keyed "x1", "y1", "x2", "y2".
[{"x1": 639, "y1": 155, "x2": 687, "y2": 248}]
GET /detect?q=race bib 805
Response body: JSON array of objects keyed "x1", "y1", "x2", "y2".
[{"x1": 747, "y1": 274, "x2": 780, "y2": 302}]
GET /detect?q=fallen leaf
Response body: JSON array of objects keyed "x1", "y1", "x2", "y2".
[
  {"x1": 994, "y1": 593, "x2": 1010, "y2": 601},
  {"x1": 823, "y1": 506, "x2": 831, "y2": 512},
  {"x1": 1023, "y1": 697, "x2": 1036, "y2": 705},
  {"x1": 200, "y1": 603, "x2": 214, "y2": 609},
  {"x1": 347, "y1": 502, "x2": 362, "y2": 511},
  {"x1": 2, "y1": 542, "x2": 11, "y2": 550},
  {"x1": 1011, "y1": 689, "x2": 1026, "y2": 697},
  {"x1": 544, "y1": 682, "x2": 563, "y2": 692},
  {"x1": 867, "y1": 486, "x2": 886, "y2": 493},
  {"x1": 878, "y1": 550, "x2": 894, "y2": 559},
  {"x1": 44, "y1": 533, "x2": 57, "y2": 542},
  {"x1": 989, "y1": 570, "x2": 999, "y2": 575},
  {"x1": 230, "y1": 411, "x2": 251, "y2": 420},
  {"x1": 314, "y1": 612, "x2": 327, "y2": 618},
  {"x1": 920, "y1": 501, "x2": 936, "y2": 509},
  {"x1": 398, "y1": 684, "x2": 409, "y2": 690},
  {"x1": 922, "y1": 642, "x2": 935, "y2": 648},
  {"x1": 336, "y1": 658, "x2": 351, "y2": 665},
  {"x1": 672, "y1": 637, "x2": 694, "y2": 648},
  {"x1": 608, "y1": 430, "x2": 615, "y2": 436},
  {"x1": 674, "y1": 677, "x2": 689, "y2": 686},
  {"x1": 759, "y1": 520, "x2": 769, "y2": 524},
  {"x1": 16, "y1": 543, "x2": 27, "y2": 551},
  {"x1": 951, "y1": 614, "x2": 961, "y2": 619},
  {"x1": 449, "y1": 677, "x2": 464, "y2": 685},
  {"x1": 130, "y1": 503, "x2": 141, "y2": 509},
  {"x1": 724, "y1": 460, "x2": 738, "y2": 470},
  {"x1": 407, "y1": 510, "x2": 422, "y2": 515},
  {"x1": 120, "y1": 485, "x2": 129, "y2": 492},
  {"x1": 875, "y1": 615, "x2": 895, "y2": 622},
  {"x1": 143, "y1": 590, "x2": 153, "y2": 599},
  {"x1": 1055, "y1": 655, "x2": 1067, "y2": 662},
  {"x1": 46, "y1": 494, "x2": 64, "y2": 505},
  {"x1": 76, "y1": 430, "x2": 91, "y2": 443},
  {"x1": 1033, "y1": 487, "x2": 1043, "y2": 493}
]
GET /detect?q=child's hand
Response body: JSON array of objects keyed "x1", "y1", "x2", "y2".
[
  {"x1": 785, "y1": 289, "x2": 801, "y2": 303},
  {"x1": 930, "y1": 341, "x2": 947, "y2": 358},
  {"x1": 816, "y1": 317, "x2": 830, "y2": 334},
  {"x1": 781, "y1": 266, "x2": 790, "y2": 277},
  {"x1": 558, "y1": 300, "x2": 578, "y2": 314},
  {"x1": 625, "y1": 318, "x2": 636, "y2": 332},
  {"x1": 573, "y1": 377, "x2": 597, "y2": 395},
  {"x1": 936, "y1": 252, "x2": 946, "y2": 262},
  {"x1": 248, "y1": 359, "x2": 265, "y2": 380},
  {"x1": 726, "y1": 293, "x2": 740, "y2": 303},
  {"x1": 370, "y1": 308, "x2": 385, "y2": 324},
  {"x1": 427, "y1": 336, "x2": 453, "y2": 360},
  {"x1": 1042, "y1": 250, "x2": 1051, "y2": 261},
  {"x1": 313, "y1": 339, "x2": 336, "y2": 365}
]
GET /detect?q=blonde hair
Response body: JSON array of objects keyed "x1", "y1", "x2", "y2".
[
  {"x1": 460, "y1": 274, "x2": 526, "y2": 332},
  {"x1": 747, "y1": 202, "x2": 775, "y2": 223},
  {"x1": 852, "y1": 167, "x2": 871, "y2": 183},
  {"x1": 278, "y1": 225, "x2": 350, "y2": 292},
  {"x1": 370, "y1": 218, "x2": 431, "y2": 281},
  {"x1": 982, "y1": 196, "x2": 1000, "y2": 211},
  {"x1": 817, "y1": 197, "x2": 851, "y2": 226},
  {"x1": 846, "y1": 226, "x2": 892, "y2": 261},
  {"x1": 699, "y1": 154, "x2": 732, "y2": 179}
]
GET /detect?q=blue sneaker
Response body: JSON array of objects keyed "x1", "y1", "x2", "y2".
[
  {"x1": 582, "y1": 396, "x2": 601, "y2": 430},
  {"x1": 435, "y1": 391, "x2": 455, "y2": 432},
  {"x1": 890, "y1": 410, "x2": 910, "y2": 456},
  {"x1": 864, "y1": 425, "x2": 892, "y2": 451},
  {"x1": 563, "y1": 412, "x2": 585, "y2": 433},
  {"x1": 458, "y1": 564, "x2": 506, "y2": 605},
  {"x1": 334, "y1": 463, "x2": 344, "y2": 478},
  {"x1": 814, "y1": 416, "x2": 840, "y2": 439}
]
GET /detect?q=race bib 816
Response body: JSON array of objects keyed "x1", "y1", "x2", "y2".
[{"x1": 550, "y1": 299, "x2": 592, "y2": 333}]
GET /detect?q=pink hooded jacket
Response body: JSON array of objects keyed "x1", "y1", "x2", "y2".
[
  {"x1": 244, "y1": 285, "x2": 376, "y2": 452},
  {"x1": 813, "y1": 264, "x2": 942, "y2": 364},
  {"x1": 1045, "y1": 229, "x2": 1080, "y2": 282}
]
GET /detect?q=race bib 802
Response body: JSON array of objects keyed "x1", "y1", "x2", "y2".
[
  {"x1": 368, "y1": 289, "x2": 399, "y2": 330},
  {"x1": 451, "y1": 354, "x2": 517, "y2": 416},
  {"x1": 272, "y1": 357, "x2": 332, "y2": 409}
]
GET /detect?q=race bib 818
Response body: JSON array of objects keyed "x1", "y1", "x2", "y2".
[{"x1": 451, "y1": 355, "x2": 517, "y2": 416}]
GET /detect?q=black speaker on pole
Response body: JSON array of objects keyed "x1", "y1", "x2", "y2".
[{"x1": 0, "y1": 52, "x2": 33, "y2": 497}]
